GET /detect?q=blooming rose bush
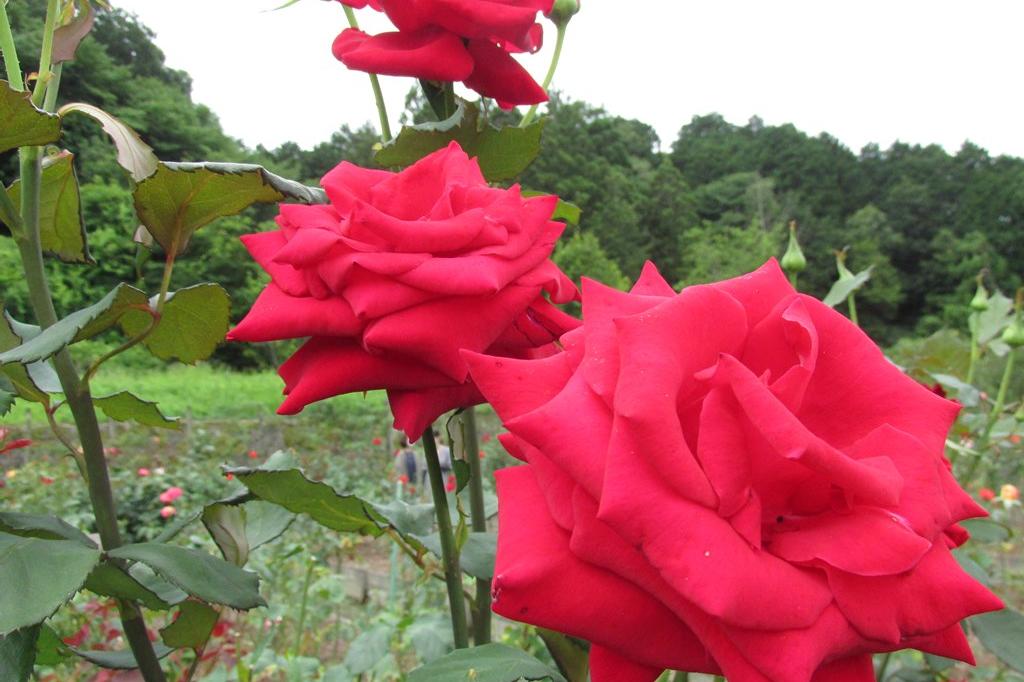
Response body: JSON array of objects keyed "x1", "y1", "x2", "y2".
[
  {"x1": 230, "y1": 141, "x2": 577, "y2": 438},
  {"x1": 464, "y1": 260, "x2": 1003, "y2": 682},
  {"x1": 332, "y1": 0, "x2": 551, "y2": 107}
]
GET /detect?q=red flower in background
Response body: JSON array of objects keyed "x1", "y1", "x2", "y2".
[
  {"x1": 466, "y1": 260, "x2": 1002, "y2": 682},
  {"x1": 978, "y1": 487, "x2": 996, "y2": 501},
  {"x1": 333, "y1": 0, "x2": 551, "y2": 108},
  {"x1": 159, "y1": 486, "x2": 183, "y2": 504},
  {"x1": 372, "y1": 437, "x2": 383, "y2": 446},
  {"x1": 229, "y1": 142, "x2": 577, "y2": 439}
]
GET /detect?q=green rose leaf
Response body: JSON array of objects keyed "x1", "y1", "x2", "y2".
[
  {"x1": 128, "y1": 564, "x2": 188, "y2": 607},
  {"x1": 0, "y1": 311, "x2": 60, "y2": 405},
  {"x1": 418, "y1": 531, "x2": 495, "y2": 581},
  {"x1": 0, "y1": 284, "x2": 147, "y2": 367},
  {"x1": 0, "y1": 511, "x2": 97, "y2": 547},
  {"x1": 107, "y1": 543, "x2": 265, "y2": 611},
  {"x1": 33, "y1": 625, "x2": 69, "y2": 667},
  {"x1": 342, "y1": 622, "x2": 393, "y2": 671},
  {"x1": 0, "y1": 81, "x2": 61, "y2": 155},
  {"x1": 959, "y1": 518, "x2": 1011, "y2": 543},
  {"x1": 822, "y1": 266, "x2": 873, "y2": 308},
  {"x1": 0, "y1": 383, "x2": 13, "y2": 417},
  {"x1": 227, "y1": 460, "x2": 430, "y2": 551},
  {"x1": 202, "y1": 500, "x2": 294, "y2": 567},
  {"x1": 159, "y1": 601, "x2": 219, "y2": 649},
  {"x1": 0, "y1": 534, "x2": 101, "y2": 636},
  {"x1": 343, "y1": 624, "x2": 394, "y2": 676},
  {"x1": 120, "y1": 284, "x2": 230, "y2": 364},
  {"x1": 375, "y1": 100, "x2": 546, "y2": 182},
  {"x1": 84, "y1": 562, "x2": 172, "y2": 611},
  {"x1": 970, "y1": 608, "x2": 1024, "y2": 672},
  {"x1": 70, "y1": 643, "x2": 174, "y2": 670},
  {"x1": 406, "y1": 615, "x2": 453, "y2": 664},
  {"x1": 6, "y1": 151, "x2": 89, "y2": 263},
  {"x1": 58, "y1": 102, "x2": 157, "y2": 182},
  {"x1": 407, "y1": 643, "x2": 566, "y2": 682},
  {"x1": 94, "y1": 391, "x2": 180, "y2": 430},
  {"x1": 0, "y1": 626, "x2": 40, "y2": 682},
  {"x1": 133, "y1": 162, "x2": 326, "y2": 256}
]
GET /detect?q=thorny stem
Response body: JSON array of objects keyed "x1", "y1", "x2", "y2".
[
  {"x1": 520, "y1": 21, "x2": 567, "y2": 127},
  {"x1": 341, "y1": 5, "x2": 392, "y2": 141},
  {"x1": 0, "y1": 1, "x2": 25, "y2": 90},
  {"x1": 422, "y1": 426, "x2": 470, "y2": 648},
  {"x1": 462, "y1": 407, "x2": 492, "y2": 644}
]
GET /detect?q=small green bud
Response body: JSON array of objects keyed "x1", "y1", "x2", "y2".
[
  {"x1": 970, "y1": 276, "x2": 989, "y2": 312},
  {"x1": 1002, "y1": 289, "x2": 1024, "y2": 348},
  {"x1": 547, "y1": 0, "x2": 581, "y2": 26},
  {"x1": 834, "y1": 247, "x2": 854, "y2": 281},
  {"x1": 1003, "y1": 320, "x2": 1024, "y2": 348},
  {"x1": 781, "y1": 220, "x2": 806, "y2": 275}
]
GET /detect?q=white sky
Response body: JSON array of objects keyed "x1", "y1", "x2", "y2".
[{"x1": 111, "y1": 1, "x2": 1024, "y2": 158}]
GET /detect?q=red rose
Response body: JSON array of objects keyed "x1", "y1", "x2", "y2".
[
  {"x1": 333, "y1": 0, "x2": 551, "y2": 108},
  {"x1": 229, "y1": 142, "x2": 577, "y2": 438},
  {"x1": 466, "y1": 261, "x2": 1002, "y2": 682}
]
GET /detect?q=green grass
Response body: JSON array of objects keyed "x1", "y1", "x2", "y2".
[{"x1": 3, "y1": 365, "x2": 388, "y2": 424}]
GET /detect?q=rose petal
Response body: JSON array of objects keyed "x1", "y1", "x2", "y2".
[
  {"x1": 332, "y1": 27, "x2": 474, "y2": 81},
  {"x1": 463, "y1": 39, "x2": 547, "y2": 107},
  {"x1": 228, "y1": 284, "x2": 362, "y2": 342}
]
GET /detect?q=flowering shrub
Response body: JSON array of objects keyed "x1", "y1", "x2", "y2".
[{"x1": 466, "y1": 261, "x2": 1003, "y2": 681}]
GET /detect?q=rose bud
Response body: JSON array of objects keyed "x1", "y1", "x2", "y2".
[
  {"x1": 780, "y1": 219, "x2": 807, "y2": 278},
  {"x1": 969, "y1": 275, "x2": 989, "y2": 312}
]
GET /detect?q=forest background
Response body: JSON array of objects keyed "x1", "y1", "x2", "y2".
[{"x1": 3, "y1": 4, "x2": 1023, "y2": 367}]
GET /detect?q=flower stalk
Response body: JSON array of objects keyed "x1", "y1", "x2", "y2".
[
  {"x1": 520, "y1": 19, "x2": 568, "y2": 127},
  {"x1": 422, "y1": 426, "x2": 470, "y2": 648},
  {"x1": 462, "y1": 407, "x2": 492, "y2": 644},
  {"x1": 341, "y1": 5, "x2": 392, "y2": 141}
]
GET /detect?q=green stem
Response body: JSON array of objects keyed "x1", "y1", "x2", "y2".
[
  {"x1": 980, "y1": 348, "x2": 1016, "y2": 448},
  {"x1": 520, "y1": 21, "x2": 567, "y2": 127},
  {"x1": 847, "y1": 293, "x2": 859, "y2": 327},
  {"x1": 0, "y1": 0, "x2": 24, "y2": 90},
  {"x1": 292, "y1": 558, "x2": 316, "y2": 657},
  {"x1": 462, "y1": 407, "x2": 491, "y2": 644},
  {"x1": 341, "y1": 5, "x2": 392, "y2": 141},
  {"x1": 968, "y1": 312, "x2": 980, "y2": 385},
  {"x1": 422, "y1": 427, "x2": 469, "y2": 648},
  {"x1": 788, "y1": 272, "x2": 798, "y2": 289},
  {"x1": 671, "y1": 672, "x2": 688, "y2": 682},
  {"x1": 31, "y1": 0, "x2": 59, "y2": 106}
]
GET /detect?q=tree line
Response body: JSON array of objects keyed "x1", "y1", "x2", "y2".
[{"x1": 2, "y1": 6, "x2": 1021, "y2": 366}]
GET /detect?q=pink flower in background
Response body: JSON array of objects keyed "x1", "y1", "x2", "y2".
[
  {"x1": 137, "y1": 467, "x2": 151, "y2": 477},
  {"x1": 160, "y1": 505, "x2": 176, "y2": 519},
  {"x1": 159, "y1": 486, "x2": 183, "y2": 504}
]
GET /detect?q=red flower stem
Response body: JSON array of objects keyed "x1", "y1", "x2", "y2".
[
  {"x1": 9, "y1": 5, "x2": 168, "y2": 678},
  {"x1": 520, "y1": 21, "x2": 568, "y2": 127},
  {"x1": 462, "y1": 406, "x2": 492, "y2": 644},
  {"x1": 422, "y1": 426, "x2": 470, "y2": 648},
  {"x1": 341, "y1": 5, "x2": 392, "y2": 141}
]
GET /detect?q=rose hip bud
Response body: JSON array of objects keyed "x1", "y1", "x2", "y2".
[
  {"x1": 780, "y1": 220, "x2": 807, "y2": 275},
  {"x1": 969, "y1": 276, "x2": 989, "y2": 312},
  {"x1": 1002, "y1": 315, "x2": 1024, "y2": 348},
  {"x1": 548, "y1": 0, "x2": 581, "y2": 25}
]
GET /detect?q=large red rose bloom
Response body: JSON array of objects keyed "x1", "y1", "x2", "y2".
[
  {"x1": 230, "y1": 142, "x2": 577, "y2": 438},
  {"x1": 465, "y1": 260, "x2": 1002, "y2": 682}
]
